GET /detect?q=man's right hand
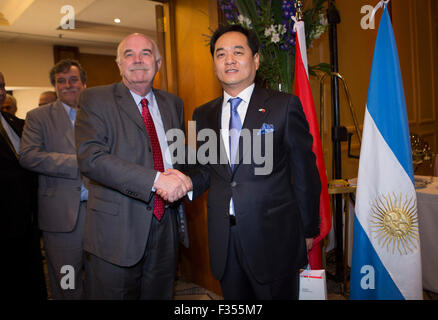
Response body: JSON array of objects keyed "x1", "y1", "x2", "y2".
[{"x1": 154, "y1": 169, "x2": 192, "y2": 202}]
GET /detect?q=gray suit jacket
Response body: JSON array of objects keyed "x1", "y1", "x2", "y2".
[
  {"x1": 75, "y1": 82, "x2": 186, "y2": 267},
  {"x1": 19, "y1": 101, "x2": 85, "y2": 233}
]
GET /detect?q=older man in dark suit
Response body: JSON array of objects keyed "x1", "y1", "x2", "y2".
[
  {"x1": 75, "y1": 33, "x2": 191, "y2": 299},
  {"x1": 174, "y1": 24, "x2": 321, "y2": 300}
]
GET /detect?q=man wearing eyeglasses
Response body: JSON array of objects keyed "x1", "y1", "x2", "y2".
[{"x1": 19, "y1": 59, "x2": 89, "y2": 299}]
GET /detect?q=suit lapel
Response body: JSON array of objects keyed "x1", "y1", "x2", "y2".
[
  {"x1": 53, "y1": 101, "x2": 75, "y2": 148},
  {"x1": 241, "y1": 85, "x2": 271, "y2": 131},
  {"x1": 204, "y1": 97, "x2": 232, "y2": 177},
  {"x1": 115, "y1": 82, "x2": 148, "y2": 137},
  {"x1": 234, "y1": 85, "x2": 270, "y2": 172},
  {"x1": 216, "y1": 98, "x2": 233, "y2": 177}
]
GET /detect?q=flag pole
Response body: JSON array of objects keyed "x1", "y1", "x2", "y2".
[{"x1": 326, "y1": 0, "x2": 346, "y2": 283}]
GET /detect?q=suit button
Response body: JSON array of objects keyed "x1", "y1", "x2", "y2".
[
  {"x1": 231, "y1": 181, "x2": 237, "y2": 187},
  {"x1": 147, "y1": 206, "x2": 152, "y2": 211}
]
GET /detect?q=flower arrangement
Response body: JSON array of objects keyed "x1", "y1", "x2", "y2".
[{"x1": 218, "y1": 0, "x2": 330, "y2": 93}]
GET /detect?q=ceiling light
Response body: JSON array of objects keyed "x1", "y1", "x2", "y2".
[{"x1": 114, "y1": 18, "x2": 121, "y2": 24}]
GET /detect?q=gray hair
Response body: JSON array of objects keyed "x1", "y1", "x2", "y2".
[{"x1": 116, "y1": 33, "x2": 161, "y2": 64}]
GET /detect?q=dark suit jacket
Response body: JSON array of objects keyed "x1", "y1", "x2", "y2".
[
  {"x1": 1, "y1": 111, "x2": 37, "y2": 238},
  {"x1": 75, "y1": 82, "x2": 186, "y2": 267},
  {"x1": 1, "y1": 111, "x2": 47, "y2": 299},
  {"x1": 190, "y1": 85, "x2": 321, "y2": 284}
]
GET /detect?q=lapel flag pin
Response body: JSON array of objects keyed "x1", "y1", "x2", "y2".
[{"x1": 258, "y1": 108, "x2": 266, "y2": 113}]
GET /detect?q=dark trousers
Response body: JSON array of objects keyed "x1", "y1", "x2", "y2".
[
  {"x1": 5, "y1": 226, "x2": 47, "y2": 300},
  {"x1": 86, "y1": 209, "x2": 179, "y2": 299},
  {"x1": 220, "y1": 225, "x2": 299, "y2": 300}
]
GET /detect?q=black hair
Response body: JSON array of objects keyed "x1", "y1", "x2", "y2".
[{"x1": 210, "y1": 24, "x2": 260, "y2": 56}]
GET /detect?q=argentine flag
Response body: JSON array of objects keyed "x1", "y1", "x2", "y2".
[{"x1": 350, "y1": 4, "x2": 422, "y2": 300}]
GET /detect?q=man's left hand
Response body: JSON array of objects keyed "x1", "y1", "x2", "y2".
[{"x1": 305, "y1": 238, "x2": 314, "y2": 251}]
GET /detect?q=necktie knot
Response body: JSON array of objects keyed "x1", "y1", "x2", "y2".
[
  {"x1": 141, "y1": 98, "x2": 149, "y2": 109},
  {"x1": 69, "y1": 108, "x2": 77, "y2": 123},
  {"x1": 228, "y1": 97, "x2": 242, "y2": 113}
]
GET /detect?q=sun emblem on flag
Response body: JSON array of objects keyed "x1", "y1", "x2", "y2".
[{"x1": 370, "y1": 193, "x2": 419, "y2": 255}]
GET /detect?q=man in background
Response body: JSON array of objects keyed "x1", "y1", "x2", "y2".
[
  {"x1": 2, "y1": 93, "x2": 17, "y2": 115},
  {"x1": 38, "y1": 91, "x2": 57, "y2": 107},
  {"x1": 1, "y1": 71, "x2": 47, "y2": 299},
  {"x1": 19, "y1": 60, "x2": 89, "y2": 299}
]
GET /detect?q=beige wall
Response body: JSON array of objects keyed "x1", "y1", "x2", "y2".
[
  {"x1": 10, "y1": 87, "x2": 52, "y2": 119},
  {"x1": 0, "y1": 41, "x2": 55, "y2": 118},
  {"x1": 0, "y1": 40, "x2": 54, "y2": 88},
  {"x1": 0, "y1": 40, "x2": 121, "y2": 119},
  {"x1": 395, "y1": 0, "x2": 438, "y2": 176}
]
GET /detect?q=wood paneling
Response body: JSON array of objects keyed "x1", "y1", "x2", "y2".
[
  {"x1": 172, "y1": 0, "x2": 222, "y2": 295},
  {"x1": 393, "y1": 0, "x2": 438, "y2": 174},
  {"x1": 78, "y1": 53, "x2": 120, "y2": 88}
]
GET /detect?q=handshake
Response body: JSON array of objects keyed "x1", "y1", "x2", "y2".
[{"x1": 154, "y1": 169, "x2": 192, "y2": 203}]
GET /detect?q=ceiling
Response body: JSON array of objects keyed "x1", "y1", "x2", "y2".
[{"x1": 0, "y1": 0, "x2": 162, "y2": 52}]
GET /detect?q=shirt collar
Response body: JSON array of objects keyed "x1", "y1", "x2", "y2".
[
  {"x1": 61, "y1": 101, "x2": 75, "y2": 115},
  {"x1": 61, "y1": 102, "x2": 77, "y2": 123},
  {"x1": 223, "y1": 83, "x2": 255, "y2": 105},
  {"x1": 129, "y1": 89, "x2": 154, "y2": 107}
]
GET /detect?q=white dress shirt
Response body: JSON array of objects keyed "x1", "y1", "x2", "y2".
[{"x1": 220, "y1": 83, "x2": 255, "y2": 215}]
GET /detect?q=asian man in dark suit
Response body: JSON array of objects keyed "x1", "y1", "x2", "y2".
[
  {"x1": 0, "y1": 72, "x2": 47, "y2": 299},
  {"x1": 75, "y1": 33, "x2": 192, "y2": 299},
  {"x1": 166, "y1": 24, "x2": 321, "y2": 300}
]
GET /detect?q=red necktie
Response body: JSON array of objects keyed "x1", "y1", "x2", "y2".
[{"x1": 141, "y1": 98, "x2": 165, "y2": 221}]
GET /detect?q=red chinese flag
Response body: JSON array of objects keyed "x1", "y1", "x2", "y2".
[{"x1": 294, "y1": 21, "x2": 331, "y2": 269}]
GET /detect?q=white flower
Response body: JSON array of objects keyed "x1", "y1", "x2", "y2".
[
  {"x1": 265, "y1": 25, "x2": 286, "y2": 43},
  {"x1": 311, "y1": 25, "x2": 326, "y2": 40},
  {"x1": 238, "y1": 15, "x2": 252, "y2": 28},
  {"x1": 271, "y1": 33, "x2": 280, "y2": 43},
  {"x1": 319, "y1": 13, "x2": 328, "y2": 26},
  {"x1": 278, "y1": 24, "x2": 287, "y2": 35},
  {"x1": 264, "y1": 25, "x2": 276, "y2": 37}
]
